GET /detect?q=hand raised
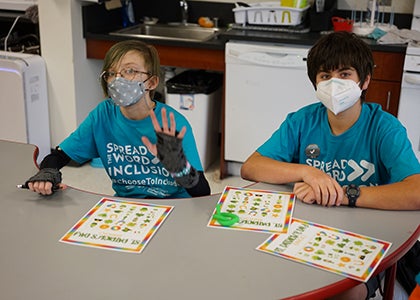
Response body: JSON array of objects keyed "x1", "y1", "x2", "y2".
[{"x1": 142, "y1": 107, "x2": 186, "y2": 156}]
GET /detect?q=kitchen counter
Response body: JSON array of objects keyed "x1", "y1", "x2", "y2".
[
  {"x1": 84, "y1": 28, "x2": 407, "y2": 73},
  {"x1": 83, "y1": 30, "x2": 226, "y2": 51},
  {"x1": 84, "y1": 29, "x2": 406, "y2": 72},
  {"x1": 82, "y1": 1, "x2": 408, "y2": 59},
  {"x1": 84, "y1": 34, "x2": 226, "y2": 72},
  {"x1": 220, "y1": 28, "x2": 407, "y2": 53},
  {"x1": 84, "y1": 27, "x2": 407, "y2": 54},
  {"x1": 82, "y1": 1, "x2": 409, "y2": 61}
]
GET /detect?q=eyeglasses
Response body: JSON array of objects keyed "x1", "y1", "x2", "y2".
[{"x1": 101, "y1": 68, "x2": 151, "y2": 82}]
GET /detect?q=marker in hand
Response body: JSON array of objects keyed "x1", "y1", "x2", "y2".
[{"x1": 17, "y1": 182, "x2": 61, "y2": 192}]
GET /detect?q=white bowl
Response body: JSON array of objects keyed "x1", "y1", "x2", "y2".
[{"x1": 143, "y1": 17, "x2": 159, "y2": 25}]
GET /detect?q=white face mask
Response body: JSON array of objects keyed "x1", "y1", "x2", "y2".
[{"x1": 316, "y1": 78, "x2": 362, "y2": 115}]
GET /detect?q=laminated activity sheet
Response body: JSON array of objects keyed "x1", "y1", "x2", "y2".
[
  {"x1": 60, "y1": 198, "x2": 173, "y2": 253},
  {"x1": 208, "y1": 186, "x2": 295, "y2": 234},
  {"x1": 257, "y1": 218, "x2": 392, "y2": 282}
]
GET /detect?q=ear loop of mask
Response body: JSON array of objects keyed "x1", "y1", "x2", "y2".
[{"x1": 142, "y1": 75, "x2": 154, "y2": 110}]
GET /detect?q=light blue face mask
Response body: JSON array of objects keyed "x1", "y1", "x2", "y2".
[{"x1": 107, "y1": 76, "x2": 149, "y2": 107}]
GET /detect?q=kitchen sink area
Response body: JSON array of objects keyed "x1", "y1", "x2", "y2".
[
  {"x1": 81, "y1": 0, "x2": 412, "y2": 179},
  {"x1": 110, "y1": 23, "x2": 223, "y2": 43}
]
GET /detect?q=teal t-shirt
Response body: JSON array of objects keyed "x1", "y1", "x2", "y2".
[
  {"x1": 257, "y1": 102, "x2": 420, "y2": 187},
  {"x1": 60, "y1": 99, "x2": 203, "y2": 198}
]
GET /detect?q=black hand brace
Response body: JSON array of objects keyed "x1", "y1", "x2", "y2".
[
  {"x1": 156, "y1": 132, "x2": 199, "y2": 188},
  {"x1": 25, "y1": 168, "x2": 62, "y2": 188}
]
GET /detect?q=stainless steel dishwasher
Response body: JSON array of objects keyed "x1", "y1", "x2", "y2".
[{"x1": 225, "y1": 41, "x2": 316, "y2": 175}]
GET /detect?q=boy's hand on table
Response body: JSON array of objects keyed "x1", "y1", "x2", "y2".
[
  {"x1": 293, "y1": 182, "x2": 317, "y2": 204},
  {"x1": 294, "y1": 169, "x2": 344, "y2": 207}
]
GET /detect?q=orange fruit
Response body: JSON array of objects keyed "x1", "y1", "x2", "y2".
[{"x1": 198, "y1": 17, "x2": 214, "y2": 28}]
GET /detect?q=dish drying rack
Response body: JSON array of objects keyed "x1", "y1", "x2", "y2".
[
  {"x1": 233, "y1": 2, "x2": 310, "y2": 26},
  {"x1": 229, "y1": 23, "x2": 310, "y2": 34}
]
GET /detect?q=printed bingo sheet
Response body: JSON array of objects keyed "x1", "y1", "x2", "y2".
[
  {"x1": 60, "y1": 198, "x2": 173, "y2": 253},
  {"x1": 208, "y1": 186, "x2": 295, "y2": 234},
  {"x1": 257, "y1": 218, "x2": 391, "y2": 282}
]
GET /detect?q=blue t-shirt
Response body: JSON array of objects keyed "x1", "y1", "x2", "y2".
[
  {"x1": 60, "y1": 99, "x2": 203, "y2": 198},
  {"x1": 257, "y1": 102, "x2": 420, "y2": 187}
]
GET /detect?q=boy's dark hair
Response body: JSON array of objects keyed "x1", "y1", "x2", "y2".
[
  {"x1": 306, "y1": 31, "x2": 374, "y2": 99},
  {"x1": 100, "y1": 40, "x2": 161, "y2": 99}
]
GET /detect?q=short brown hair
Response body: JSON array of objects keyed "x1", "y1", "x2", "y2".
[{"x1": 307, "y1": 32, "x2": 374, "y2": 99}]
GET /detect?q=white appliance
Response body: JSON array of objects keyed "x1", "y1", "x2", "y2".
[
  {"x1": 0, "y1": 51, "x2": 50, "y2": 164},
  {"x1": 166, "y1": 84, "x2": 222, "y2": 171},
  {"x1": 225, "y1": 41, "x2": 315, "y2": 174},
  {"x1": 397, "y1": 0, "x2": 420, "y2": 161}
]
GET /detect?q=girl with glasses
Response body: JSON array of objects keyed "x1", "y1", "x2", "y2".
[{"x1": 25, "y1": 40, "x2": 210, "y2": 199}]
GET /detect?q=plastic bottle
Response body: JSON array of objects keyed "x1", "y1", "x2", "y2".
[
  {"x1": 366, "y1": 0, "x2": 379, "y2": 25},
  {"x1": 409, "y1": 272, "x2": 420, "y2": 300},
  {"x1": 121, "y1": 0, "x2": 135, "y2": 28},
  {"x1": 315, "y1": 0, "x2": 325, "y2": 12}
]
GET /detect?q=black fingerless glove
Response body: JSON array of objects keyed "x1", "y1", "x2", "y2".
[
  {"x1": 25, "y1": 168, "x2": 62, "y2": 188},
  {"x1": 156, "y1": 132, "x2": 199, "y2": 188}
]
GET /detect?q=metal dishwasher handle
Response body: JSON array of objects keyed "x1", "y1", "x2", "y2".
[
  {"x1": 404, "y1": 74, "x2": 420, "y2": 86},
  {"x1": 229, "y1": 50, "x2": 306, "y2": 68}
]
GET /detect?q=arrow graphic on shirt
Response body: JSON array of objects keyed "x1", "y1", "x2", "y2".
[{"x1": 347, "y1": 160, "x2": 375, "y2": 182}]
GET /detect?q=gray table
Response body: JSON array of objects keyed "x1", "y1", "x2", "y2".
[{"x1": 1, "y1": 140, "x2": 418, "y2": 300}]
